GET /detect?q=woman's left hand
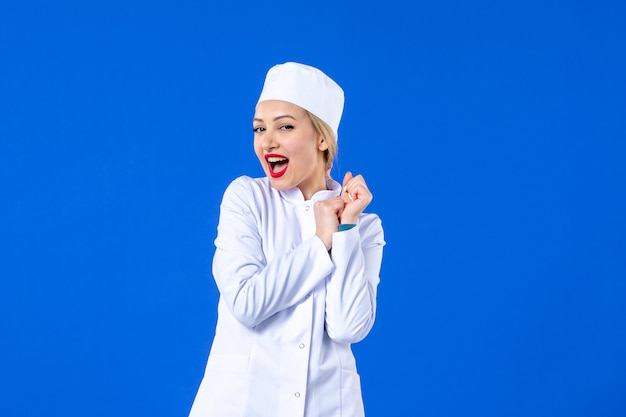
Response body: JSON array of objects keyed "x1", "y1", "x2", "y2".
[{"x1": 340, "y1": 171, "x2": 372, "y2": 224}]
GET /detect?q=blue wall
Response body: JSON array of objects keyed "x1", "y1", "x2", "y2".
[{"x1": 1, "y1": 1, "x2": 625, "y2": 416}]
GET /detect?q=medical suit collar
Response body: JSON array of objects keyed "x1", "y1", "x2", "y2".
[{"x1": 278, "y1": 177, "x2": 342, "y2": 204}]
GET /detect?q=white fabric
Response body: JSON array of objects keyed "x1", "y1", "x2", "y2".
[
  {"x1": 257, "y1": 62, "x2": 345, "y2": 139},
  {"x1": 188, "y1": 175, "x2": 385, "y2": 417}
]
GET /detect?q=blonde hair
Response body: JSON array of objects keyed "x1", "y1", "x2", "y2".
[{"x1": 307, "y1": 111, "x2": 337, "y2": 173}]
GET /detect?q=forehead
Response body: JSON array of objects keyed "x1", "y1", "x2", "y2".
[{"x1": 254, "y1": 100, "x2": 308, "y2": 120}]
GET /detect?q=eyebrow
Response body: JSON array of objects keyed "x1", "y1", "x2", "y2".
[{"x1": 253, "y1": 114, "x2": 297, "y2": 123}]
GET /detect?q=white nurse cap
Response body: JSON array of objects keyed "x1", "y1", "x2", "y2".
[{"x1": 257, "y1": 62, "x2": 345, "y2": 139}]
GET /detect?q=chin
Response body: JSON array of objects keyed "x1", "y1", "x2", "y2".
[{"x1": 268, "y1": 180, "x2": 293, "y2": 191}]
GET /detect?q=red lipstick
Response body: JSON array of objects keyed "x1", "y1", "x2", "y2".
[{"x1": 265, "y1": 153, "x2": 289, "y2": 178}]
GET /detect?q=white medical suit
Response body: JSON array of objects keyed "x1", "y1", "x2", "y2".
[{"x1": 189, "y1": 175, "x2": 385, "y2": 417}]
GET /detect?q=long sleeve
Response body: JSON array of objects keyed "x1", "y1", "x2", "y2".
[
  {"x1": 325, "y1": 214, "x2": 385, "y2": 343},
  {"x1": 212, "y1": 177, "x2": 335, "y2": 328}
]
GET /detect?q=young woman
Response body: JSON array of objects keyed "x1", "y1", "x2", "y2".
[{"x1": 188, "y1": 62, "x2": 385, "y2": 417}]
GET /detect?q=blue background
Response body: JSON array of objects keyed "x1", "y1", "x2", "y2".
[{"x1": 1, "y1": 1, "x2": 625, "y2": 416}]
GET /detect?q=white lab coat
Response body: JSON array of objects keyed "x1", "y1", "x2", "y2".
[{"x1": 189, "y1": 175, "x2": 385, "y2": 417}]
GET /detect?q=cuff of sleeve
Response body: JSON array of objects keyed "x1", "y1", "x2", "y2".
[{"x1": 338, "y1": 224, "x2": 356, "y2": 232}]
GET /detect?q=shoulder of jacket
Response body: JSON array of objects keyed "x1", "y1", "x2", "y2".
[
  {"x1": 222, "y1": 175, "x2": 273, "y2": 205},
  {"x1": 359, "y1": 212, "x2": 382, "y2": 227},
  {"x1": 225, "y1": 175, "x2": 270, "y2": 193},
  {"x1": 358, "y1": 212, "x2": 386, "y2": 246}
]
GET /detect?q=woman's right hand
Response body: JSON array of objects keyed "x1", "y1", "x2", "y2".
[{"x1": 314, "y1": 196, "x2": 345, "y2": 250}]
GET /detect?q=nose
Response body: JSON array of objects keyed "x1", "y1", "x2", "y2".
[{"x1": 260, "y1": 131, "x2": 278, "y2": 152}]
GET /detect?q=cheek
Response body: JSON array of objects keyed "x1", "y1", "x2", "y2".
[{"x1": 253, "y1": 140, "x2": 263, "y2": 159}]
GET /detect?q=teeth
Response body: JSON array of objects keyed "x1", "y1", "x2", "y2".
[{"x1": 267, "y1": 156, "x2": 287, "y2": 163}]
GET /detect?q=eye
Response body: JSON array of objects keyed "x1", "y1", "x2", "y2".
[
  {"x1": 279, "y1": 124, "x2": 294, "y2": 131},
  {"x1": 253, "y1": 126, "x2": 266, "y2": 133}
]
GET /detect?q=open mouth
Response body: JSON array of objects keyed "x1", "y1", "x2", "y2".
[{"x1": 265, "y1": 154, "x2": 289, "y2": 178}]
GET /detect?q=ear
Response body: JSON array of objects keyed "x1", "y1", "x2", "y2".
[{"x1": 317, "y1": 133, "x2": 329, "y2": 152}]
